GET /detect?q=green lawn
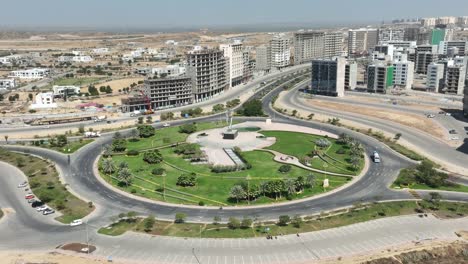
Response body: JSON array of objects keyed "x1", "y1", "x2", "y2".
[
  {"x1": 102, "y1": 123, "x2": 350, "y2": 206},
  {"x1": 260, "y1": 131, "x2": 362, "y2": 175},
  {"x1": 97, "y1": 201, "x2": 468, "y2": 238},
  {"x1": 36, "y1": 139, "x2": 93, "y2": 154},
  {"x1": 0, "y1": 148, "x2": 94, "y2": 223}
]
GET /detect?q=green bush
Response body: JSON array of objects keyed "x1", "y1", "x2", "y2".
[
  {"x1": 126, "y1": 150, "x2": 139, "y2": 156},
  {"x1": 278, "y1": 165, "x2": 292, "y2": 173},
  {"x1": 176, "y1": 173, "x2": 197, "y2": 187},
  {"x1": 143, "y1": 150, "x2": 163, "y2": 164},
  {"x1": 151, "y1": 168, "x2": 166, "y2": 176}
]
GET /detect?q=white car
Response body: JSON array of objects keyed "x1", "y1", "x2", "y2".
[
  {"x1": 36, "y1": 205, "x2": 49, "y2": 212},
  {"x1": 163, "y1": 123, "x2": 170, "y2": 127},
  {"x1": 70, "y1": 219, "x2": 83, "y2": 227},
  {"x1": 18, "y1": 181, "x2": 28, "y2": 188},
  {"x1": 450, "y1": 136, "x2": 460, "y2": 141},
  {"x1": 445, "y1": 113, "x2": 452, "y2": 116}
]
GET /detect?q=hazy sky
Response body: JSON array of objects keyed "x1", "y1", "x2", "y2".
[{"x1": 1, "y1": 0, "x2": 467, "y2": 29}]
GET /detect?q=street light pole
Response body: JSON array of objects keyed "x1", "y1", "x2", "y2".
[{"x1": 86, "y1": 219, "x2": 89, "y2": 254}]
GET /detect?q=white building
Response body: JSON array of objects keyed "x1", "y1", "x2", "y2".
[
  {"x1": 52, "y1": 85, "x2": 80, "y2": 97},
  {"x1": 151, "y1": 64, "x2": 186, "y2": 77},
  {"x1": 421, "y1": 17, "x2": 437, "y2": 27},
  {"x1": 438, "y1": 41, "x2": 468, "y2": 56},
  {"x1": 393, "y1": 56, "x2": 414, "y2": 90},
  {"x1": 0, "y1": 55, "x2": 23, "y2": 65},
  {"x1": 427, "y1": 63, "x2": 445, "y2": 92},
  {"x1": 220, "y1": 40, "x2": 245, "y2": 87},
  {"x1": 0, "y1": 79, "x2": 16, "y2": 89},
  {"x1": 437, "y1": 16, "x2": 457, "y2": 25},
  {"x1": 9, "y1": 68, "x2": 49, "y2": 79},
  {"x1": 378, "y1": 28, "x2": 405, "y2": 43},
  {"x1": 30, "y1": 92, "x2": 57, "y2": 109},
  {"x1": 348, "y1": 28, "x2": 379, "y2": 55},
  {"x1": 92, "y1": 48, "x2": 109, "y2": 54},
  {"x1": 270, "y1": 34, "x2": 291, "y2": 69}
]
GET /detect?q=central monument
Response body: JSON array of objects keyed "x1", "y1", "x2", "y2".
[{"x1": 223, "y1": 109, "x2": 238, "y2": 140}]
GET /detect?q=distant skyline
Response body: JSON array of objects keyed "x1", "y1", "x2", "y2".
[{"x1": 1, "y1": 0, "x2": 468, "y2": 31}]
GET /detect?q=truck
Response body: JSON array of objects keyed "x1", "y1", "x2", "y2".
[
  {"x1": 372, "y1": 151, "x2": 381, "y2": 163},
  {"x1": 84, "y1": 131, "x2": 101, "y2": 138},
  {"x1": 94, "y1": 115, "x2": 107, "y2": 122},
  {"x1": 130, "y1": 110, "x2": 142, "y2": 117}
]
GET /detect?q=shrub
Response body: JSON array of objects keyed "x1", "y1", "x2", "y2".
[
  {"x1": 143, "y1": 150, "x2": 163, "y2": 164},
  {"x1": 175, "y1": 212, "x2": 187, "y2": 223},
  {"x1": 126, "y1": 150, "x2": 139, "y2": 156},
  {"x1": 137, "y1": 125, "x2": 155, "y2": 138},
  {"x1": 336, "y1": 148, "x2": 346, "y2": 154},
  {"x1": 240, "y1": 218, "x2": 253, "y2": 229},
  {"x1": 178, "y1": 123, "x2": 197, "y2": 134},
  {"x1": 198, "y1": 201, "x2": 205, "y2": 206},
  {"x1": 176, "y1": 173, "x2": 197, "y2": 187},
  {"x1": 278, "y1": 165, "x2": 292, "y2": 173},
  {"x1": 228, "y1": 217, "x2": 241, "y2": 229},
  {"x1": 151, "y1": 168, "x2": 166, "y2": 176},
  {"x1": 278, "y1": 215, "x2": 290, "y2": 226}
]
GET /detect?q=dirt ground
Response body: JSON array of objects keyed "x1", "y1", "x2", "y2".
[
  {"x1": 82, "y1": 77, "x2": 144, "y2": 94},
  {"x1": 0, "y1": 251, "x2": 120, "y2": 264},
  {"x1": 304, "y1": 98, "x2": 447, "y2": 143}
]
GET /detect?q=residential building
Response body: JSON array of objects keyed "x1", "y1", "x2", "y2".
[
  {"x1": 309, "y1": 57, "x2": 346, "y2": 97},
  {"x1": 52, "y1": 86, "x2": 80, "y2": 97},
  {"x1": 30, "y1": 92, "x2": 57, "y2": 109},
  {"x1": 430, "y1": 28, "x2": 446, "y2": 45},
  {"x1": 458, "y1": 16, "x2": 468, "y2": 26},
  {"x1": 344, "y1": 62, "x2": 357, "y2": 90},
  {"x1": 421, "y1": 18, "x2": 437, "y2": 27},
  {"x1": 9, "y1": 68, "x2": 49, "y2": 79},
  {"x1": 242, "y1": 51, "x2": 253, "y2": 83},
  {"x1": 0, "y1": 55, "x2": 23, "y2": 65},
  {"x1": 151, "y1": 64, "x2": 186, "y2": 77},
  {"x1": 144, "y1": 76, "x2": 193, "y2": 109},
  {"x1": 444, "y1": 65, "x2": 466, "y2": 95},
  {"x1": 255, "y1": 45, "x2": 271, "y2": 71},
  {"x1": 415, "y1": 45, "x2": 438, "y2": 74},
  {"x1": 294, "y1": 31, "x2": 343, "y2": 64},
  {"x1": 404, "y1": 27, "x2": 420, "y2": 41},
  {"x1": 378, "y1": 28, "x2": 405, "y2": 42},
  {"x1": 92, "y1": 48, "x2": 110, "y2": 54},
  {"x1": 367, "y1": 63, "x2": 394, "y2": 93},
  {"x1": 186, "y1": 47, "x2": 229, "y2": 102},
  {"x1": 393, "y1": 58, "x2": 414, "y2": 90},
  {"x1": 270, "y1": 34, "x2": 291, "y2": 69},
  {"x1": 427, "y1": 63, "x2": 445, "y2": 92},
  {"x1": 439, "y1": 41, "x2": 468, "y2": 56},
  {"x1": 463, "y1": 80, "x2": 468, "y2": 117},
  {"x1": 348, "y1": 28, "x2": 379, "y2": 55},
  {"x1": 220, "y1": 40, "x2": 245, "y2": 87},
  {"x1": 437, "y1": 16, "x2": 457, "y2": 25},
  {"x1": 0, "y1": 79, "x2": 16, "y2": 89}
]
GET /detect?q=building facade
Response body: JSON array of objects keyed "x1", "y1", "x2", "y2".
[
  {"x1": 427, "y1": 63, "x2": 445, "y2": 92},
  {"x1": 378, "y1": 28, "x2": 405, "y2": 42},
  {"x1": 270, "y1": 34, "x2": 291, "y2": 69},
  {"x1": 220, "y1": 41, "x2": 245, "y2": 87},
  {"x1": 348, "y1": 28, "x2": 379, "y2": 56},
  {"x1": 186, "y1": 47, "x2": 229, "y2": 102},
  {"x1": 144, "y1": 76, "x2": 193, "y2": 109},
  {"x1": 444, "y1": 65, "x2": 466, "y2": 95},
  {"x1": 0, "y1": 79, "x2": 16, "y2": 89},
  {"x1": 439, "y1": 41, "x2": 468, "y2": 56},
  {"x1": 463, "y1": 79, "x2": 468, "y2": 117},
  {"x1": 309, "y1": 57, "x2": 346, "y2": 97},
  {"x1": 367, "y1": 63, "x2": 394, "y2": 93},
  {"x1": 9, "y1": 68, "x2": 49, "y2": 79},
  {"x1": 294, "y1": 31, "x2": 343, "y2": 64},
  {"x1": 393, "y1": 59, "x2": 414, "y2": 90},
  {"x1": 255, "y1": 45, "x2": 271, "y2": 71},
  {"x1": 344, "y1": 62, "x2": 357, "y2": 90}
]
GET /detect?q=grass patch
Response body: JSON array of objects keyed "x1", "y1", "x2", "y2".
[
  {"x1": 0, "y1": 148, "x2": 94, "y2": 223},
  {"x1": 33, "y1": 139, "x2": 93, "y2": 154},
  {"x1": 393, "y1": 167, "x2": 468, "y2": 193},
  {"x1": 41, "y1": 77, "x2": 104, "y2": 91},
  {"x1": 98, "y1": 201, "x2": 468, "y2": 238}
]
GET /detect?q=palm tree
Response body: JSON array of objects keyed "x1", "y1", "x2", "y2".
[
  {"x1": 102, "y1": 144, "x2": 112, "y2": 157},
  {"x1": 350, "y1": 156, "x2": 360, "y2": 171},
  {"x1": 306, "y1": 174, "x2": 316, "y2": 188},
  {"x1": 285, "y1": 179, "x2": 296, "y2": 196},
  {"x1": 4, "y1": 135, "x2": 8, "y2": 144},
  {"x1": 117, "y1": 168, "x2": 133, "y2": 187},
  {"x1": 102, "y1": 158, "x2": 116, "y2": 175},
  {"x1": 118, "y1": 161, "x2": 129, "y2": 171},
  {"x1": 230, "y1": 185, "x2": 246, "y2": 204}
]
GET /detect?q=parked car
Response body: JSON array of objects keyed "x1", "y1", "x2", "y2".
[
  {"x1": 42, "y1": 209, "x2": 55, "y2": 215},
  {"x1": 18, "y1": 181, "x2": 28, "y2": 188},
  {"x1": 439, "y1": 111, "x2": 445, "y2": 114},
  {"x1": 449, "y1": 129, "x2": 457, "y2": 134},
  {"x1": 163, "y1": 123, "x2": 170, "y2": 127},
  {"x1": 70, "y1": 219, "x2": 83, "y2": 227},
  {"x1": 31, "y1": 201, "x2": 44, "y2": 208},
  {"x1": 25, "y1": 194, "x2": 35, "y2": 200},
  {"x1": 450, "y1": 136, "x2": 460, "y2": 141},
  {"x1": 445, "y1": 113, "x2": 452, "y2": 116},
  {"x1": 27, "y1": 198, "x2": 37, "y2": 204},
  {"x1": 36, "y1": 205, "x2": 49, "y2": 212},
  {"x1": 426, "y1": 114, "x2": 435, "y2": 118}
]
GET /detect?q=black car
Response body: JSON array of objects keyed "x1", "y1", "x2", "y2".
[{"x1": 31, "y1": 201, "x2": 44, "y2": 208}]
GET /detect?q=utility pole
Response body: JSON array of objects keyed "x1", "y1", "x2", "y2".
[
  {"x1": 246, "y1": 175, "x2": 251, "y2": 205},
  {"x1": 86, "y1": 219, "x2": 89, "y2": 254}
]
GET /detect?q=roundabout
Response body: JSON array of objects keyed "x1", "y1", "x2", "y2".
[{"x1": 98, "y1": 120, "x2": 363, "y2": 207}]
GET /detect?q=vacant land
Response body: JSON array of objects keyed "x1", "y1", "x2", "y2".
[
  {"x1": 0, "y1": 148, "x2": 94, "y2": 223},
  {"x1": 98, "y1": 200, "x2": 468, "y2": 238},
  {"x1": 42, "y1": 76, "x2": 105, "y2": 91}
]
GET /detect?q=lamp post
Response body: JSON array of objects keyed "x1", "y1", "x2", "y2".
[{"x1": 246, "y1": 175, "x2": 251, "y2": 205}]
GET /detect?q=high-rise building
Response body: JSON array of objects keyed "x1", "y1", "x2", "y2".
[
  {"x1": 439, "y1": 41, "x2": 468, "y2": 56},
  {"x1": 367, "y1": 63, "x2": 394, "y2": 93},
  {"x1": 255, "y1": 45, "x2": 271, "y2": 72},
  {"x1": 348, "y1": 28, "x2": 379, "y2": 56},
  {"x1": 458, "y1": 16, "x2": 468, "y2": 26},
  {"x1": 404, "y1": 27, "x2": 420, "y2": 41},
  {"x1": 378, "y1": 28, "x2": 405, "y2": 43},
  {"x1": 437, "y1": 16, "x2": 457, "y2": 25},
  {"x1": 270, "y1": 34, "x2": 291, "y2": 69},
  {"x1": 294, "y1": 31, "x2": 343, "y2": 64},
  {"x1": 242, "y1": 50, "x2": 253, "y2": 83},
  {"x1": 220, "y1": 40, "x2": 245, "y2": 87},
  {"x1": 427, "y1": 63, "x2": 445, "y2": 92},
  {"x1": 344, "y1": 62, "x2": 357, "y2": 90},
  {"x1": 310, "y1": 57, "x2": 346, "y2": 97},
  {"x1": 415, "y1": 45, "x2": 438, "y2": 74},
  {"x1": 421, "y1": 18, "x2": 437, "y2": 27},
  {"x1": 463, "y1": 79, "x2": 468, "y2": 117},
  {"x1": 444, "y1": 65, "x2": 466, "y2": 95},
  {"x1": 430, "y1": 28, "x2": 446, "y2": 45},
  {"x1": 393, "y1": 58, "x2": 414, "y2": 90},
  {"x1": 144, "y1": 76, "x2": 193, "y2": 109},
  {"x1": 186, "y1": 47, "x2": 229, "y2": 102}
]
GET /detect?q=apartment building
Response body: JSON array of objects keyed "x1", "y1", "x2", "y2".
[
  {"x1": 151, "y1": 64, "x2": 186, "y2": 77},
  {"x1": 367, "y1": 63, "x2": 394, "y2": 93},
  {"x1": 427, "y1": 63, "x2": 445, "y2": 92},
  {"x1": 344, "y1": 62, "x2": 357, "y2": 90},
  {"x1": 393, "y1": 58, "x2": 414, "y2": 90},
  {"x1": 463, "y1": 79, "x2": 468, "y2": 117},
  {"x1": 415, "y1": 45, "x2": 438, "y2": 74},
  {"x1": 444, "y1": 65, "x2": 466, "y2": 95},
  {"x1": 310, "y1": 57, "x2": 346, "y2": 97},
  {"x1": 421, "y1": 18, "x2": 437, "y2": 27},
  {"x1": 52, "y1": 86, "x2": 80, "y2": 97},
  {"x1": 378, "y1": 28, "x2": 405, "y2": 42},
  {"x1": 294, "y1": 31, "x2": 343, "y2": 64},
  {"x1": 9, "y1": 68, "x2": 49, "y2": 79},
  {"x1": 348, "y1": 28, "x2": 379, "y2": 55},
  {"x1": 255, "y1": 45, "x2": 271, "y2": 72},
  {"x1": 186, "y1": 47, "x2": 229, "y2": 102},
  {"x1": 439, "y1": 41, "x2": 468, "y2": 56},
  {"x1": 144, "y1": 76, "x2": 193, "y2": 109},
  {"x1": 220, "y1": 40, "x2": 245, "y2": 87},
  {"x1": 270, "y1": 34, "x2": 291, "y2": 69}
]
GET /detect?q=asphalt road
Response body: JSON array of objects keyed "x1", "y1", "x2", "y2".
[{"x1": 1, "y1": 75, "x2": 468, "y2": 262}]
